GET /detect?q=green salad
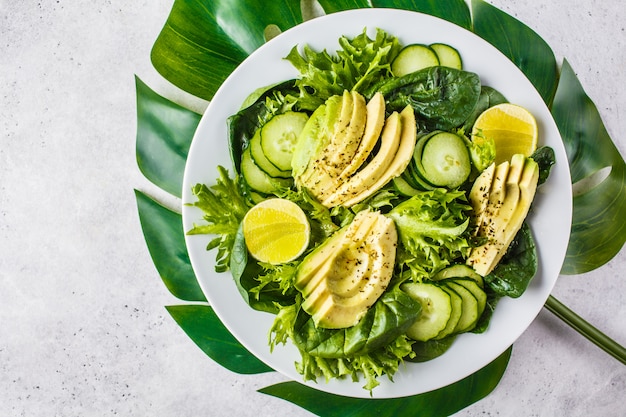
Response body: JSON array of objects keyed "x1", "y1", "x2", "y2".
[{"x1": 186, "y1": 28, "x2": 555, "y2": 391}]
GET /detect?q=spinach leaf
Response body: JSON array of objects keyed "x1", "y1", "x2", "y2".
[
  {"x1": 407, "y1": 336, "x2": 457, "y2": 362},
  {"x1": 484, "y1": 222, "x2": 537, "y2": 298},
  {"x1": 230, "y1": 226, "x2": 297, "y2": 313},
  {"x1": 461, "y1": 85, "x2": 508, "y2": 133},
  {"x1": 375, "y1": 66, "x2": 481, "y2": 132},
  {"x1": 227, "y1": 80, "x2": 300, "y2": 172},
  {"x1": 292, "y1": 287, "x2": 420, "y2": 358},
  {"x1": 531, "y1": 146, "x2": 556, "y2": 186},
  {"x1": 472, "y1": 289, "x2": 501, "y2": 334}
]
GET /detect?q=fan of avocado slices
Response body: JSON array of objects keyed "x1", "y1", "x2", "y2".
[{"x1": 189, "y1": 28, "x2": 556, "y2": 392}]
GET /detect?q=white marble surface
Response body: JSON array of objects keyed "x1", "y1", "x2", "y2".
[{"x1": 1, "y1": 1, "x2": 625, "y2": 416}]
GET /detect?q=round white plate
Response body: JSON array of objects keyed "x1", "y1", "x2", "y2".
[{"x1": 182, "y1": 9, "x2": 572, "y2": 399}]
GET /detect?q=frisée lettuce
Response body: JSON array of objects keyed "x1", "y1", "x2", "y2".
[{"x1": 285, "y1": 28, "x2": 401, "y2": 111}]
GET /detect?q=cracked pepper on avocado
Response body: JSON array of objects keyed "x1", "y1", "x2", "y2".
[{"x1": 186, "y1": 28, "x2": 556, "y2": 391}]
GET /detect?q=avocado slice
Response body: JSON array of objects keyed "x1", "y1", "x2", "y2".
[
  {"x1": 468, "y1": 162, "x2": 494, "y2": 235},
  {"x1": 467, "y1": 154, "x2": 539, "y2": 276},
  {"x1": 322, "y1": 111, "x2": 403, "y2": 207},
  {"x1": 295, "y1": 211, "x2": 377, "y2": 297},
  {"x1": 338, "y1": 92, "x2": 386, "y2": 179},
  {"x1": 291, "y1": 94, "x2": 342, "y2": 182},
  {"x1": 292, "y1": 92, "x2": 418, "y2": 208},
  {"x1": 334, "y1": 105, "x2": 418, "y2": 207},
  {"x1": 295, "y1": 210, "x2": 398, "y2": 329},
  {"x1": 323, "y1": 91, "x2": 367, "y2": 173},
  {"x1": 293, "y1": 91, "x2": 367, "y2": 201}
]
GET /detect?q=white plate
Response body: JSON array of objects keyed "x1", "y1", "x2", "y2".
[{"x1": 182, "y1": 9, "x2": 572, "y2": 399}]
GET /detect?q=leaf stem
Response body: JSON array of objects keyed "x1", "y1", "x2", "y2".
[{"x1": 545, "y1": 295, "x2": 626, "y2": 365}]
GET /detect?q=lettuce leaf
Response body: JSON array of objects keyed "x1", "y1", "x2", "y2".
[
  {"x1": 186, "y1": 166, "x2": 251, "y2": 272},
  {"x1": 285, "y1": 28, "x2": 401, "y2": 111},
  {"x1": 388, "y1": 189, "x2": 472, "y2": 279}
]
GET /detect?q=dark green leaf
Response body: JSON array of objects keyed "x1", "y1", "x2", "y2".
[
  {"x1": 135, "y1": 190, "x2": 206, "y2": 302},
  {"x1": 551, "y1": 60, "x2": 626, "y2": 274},
  {"x1": 151, "y1": 0, "x2": 303, "y2": 101},
  {"x1": 407, "y1": 336, "x2": 456, "y2": 362},
  {"x1": 317, "y1": 0, "x2": 373, "y2": 14},
  {"x1": 166, "y1": 304, "x2": 273, "y2": 374},
  {"x1": 531, "y1": 146, "x2": 556, "y2": 186},
  {"x1": 485, "y1": 222, "x2": 538, "y2": 298},
  {"x1": 135, "y1": 76, "x2": 200, "y2": 198},
  {"x1": 379, "y1": 66, "x2": 481, "y2": 132},
  {"x1": 471, "y1": 0, "x2": 558, "y2": 105},
  {"x1": 230, "y1": 226, "x2": 297, "y2": 313},
  {"x1": 229, "y1": 224, "x2": 251, "y2": 301},
  {"x1": 371, "y1": 0, "x2": 471, "y2": 30},
  {"x1": 460, "y1": 85, "x2": 508, "y2": 133},
  {"x1": 293, "y1": 287, "x2": 420, "y2": 357},
  {"x1": 259, "y1": 346, "x2": 512, "y2": 416}
]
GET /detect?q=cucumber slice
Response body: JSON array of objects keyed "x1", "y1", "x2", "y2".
[
  {"x1": 429, "y1": 43, "x2": 463, "y2": 70},
  {"x1": 401, "y1": 167, "x2": 422, "y2": 190},
  {"x1": 391, "y1": 44, "x2": 439, "y2": 77},
  {"x1": 241, "y1": 147, "x2": 292, "y2": 194},
  {"x1": 393, "y1": 176, "x2": 420, "y2": 197},
  {"x1": 248, "y1": 190, "x2": 266, "y2": 205},
  {"x1": 405, "y1": 158, "x2": 435, "y2": 192},
  {"x1": 260, "y1": 112, "x2": 309, "y2": 171},
  {"x1": 434, "y1": 286, "x2": 463, "y2": 340},
  {"x1": 249, "y1": 130, "x2": 291, "y2": 178},
  {"x1": 401, "y1": 282, "x2": 452, "y2": 342},
  {"x1": 410, "y1": 132, "x2": 439, "y2": 190},
  {"x1": 433, "y1": 264, "x2": 484, "y2": 288},
  {"x1": 408, "y1": 164, "x2": 437, "y2": 191},
  {"x1": 453, "y1": 279, "x2": 487, "y2": 318},
  {"x1": 445, "y1": 281, "x2": 479, "y2": 333},
  {"x1": 419, "y1": 132, "x2": 471, "y2": 188}
]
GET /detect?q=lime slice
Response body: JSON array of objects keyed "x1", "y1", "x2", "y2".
[
  {"x1": 472, "y1": 103, "x2": 538, "y2": 165},
  {"x1": 242, "y1": 198, "x2": 310, "y2": 264}
]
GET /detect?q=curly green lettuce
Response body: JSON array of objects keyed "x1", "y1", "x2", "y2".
[
  {"x1": 285, "y1": 28, "x2": 401, "y2": 111},
  {"x1": 388, "y1": 188, "x2": 472, "y2": 280},
  {"x1": 186, "y1": 166, "x2": 251, "y2": 272}
]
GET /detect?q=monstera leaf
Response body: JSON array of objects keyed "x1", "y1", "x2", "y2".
[
  {"x1": 135, "y1": 77, "x2": 201, "y2": 197},
  {"x1": 471, "y1": 0, "x2": 558, "y2": 105},
  {"x1": 552, "y1": 60, "x2": 626, "y2": 274},
  {"x1": 135, "y1": 189, "x2": 205, "y2": 302},
  {"x1": 371, "y1": 0, "x2": 472, "y2": 30},
  {"x1": 135, "y1": 0, "x2": 626, "y2": 416},
  {"x1": 166, "y1": 304, "x2": 273, "y2": 374},
  {"x1": 260, "y1": 346, "x2": 511, "y2": 417},
  {"x1": 151, "y1": 0, "x2": 303, "y2": 101}
]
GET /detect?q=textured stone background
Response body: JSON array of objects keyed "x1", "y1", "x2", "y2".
[{"x1": 1, "y1": 1, "x2": 624, "y2": 416}]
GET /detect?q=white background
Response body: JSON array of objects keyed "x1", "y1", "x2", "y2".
[{"x1": 1, "y1": 0, "x2": 625, "y2": 416}]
